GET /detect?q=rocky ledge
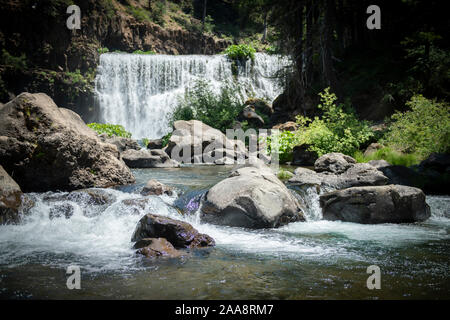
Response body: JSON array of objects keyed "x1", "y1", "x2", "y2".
[{"x1": 0, "y1": 93, "x2": 135, "y2": 192}]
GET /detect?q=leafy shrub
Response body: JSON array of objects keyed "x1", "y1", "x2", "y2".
[
  {"x1": 382, "y1": 95, "x2": 450, "y2": 158},
  {"x1": 132, "y1": 50, "x2": 156, "y2": 55},
  {"x1": 224, "y1": 44, "x2": 256, "y2": 61},
  {"x1": 264, "y1": 88, "x2": 374, "y2": 163},
  {"x1": 161, "y1": 132, "x2": 172, "y2": 148},
  {"x1": 87, "y1": 123, "x2": 132, "y2": 138},
  {"x1": 170, "y1": 79, "x2": 244, "y2": 133},
  {"x1": 141, "y1": 138, "x2": 150, "y2": 147},
  {"x1": 353, "y1": 147, "x2": 420, "y2": 167},
  {"x1": 277, "y1": 168, "x2": 294, "y2": 180},
  {"x1": 1, "y1": 49, "x2": 27, "y2": 69},
  {"x1": 97, "y1": 47, "x2": 109, "y2": 54}
]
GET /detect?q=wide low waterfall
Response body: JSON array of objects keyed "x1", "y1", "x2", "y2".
[{"x1": 95, "y1": 53, "x2": 291, "y2": 139}]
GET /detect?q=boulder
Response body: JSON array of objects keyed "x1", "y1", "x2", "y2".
[
  {"x1": 320, "y1": 185, "x2": 431, "y2": 224},
  {"x1": 419, "y1": 153, "x2": 450, "y2": 172},
  {"x1": 0, "y1": 93, "x2": 135, "y2": 192},
  {"x1": 363, "y1": 143, "x2": 383, "y2": 157},
  {"x1": 147, "y1": 138, "x2": 163, "y2": 150},
  {"x1": 99, "y1": 134, "x2": 141, "y2": 153},
  {"x1": 122, "y1": 149, "x2": 180, "y2": 168},
  {"x1": 367, "y1": 159, "x2": 391, "y2": 169},
  {"x1": 243, "y1": 98, "x2": 273, "y2": 116},
  {"x1": 272, "y1": 121, "x2": 298, "y2": 132},
  {"x1": 289, "y1": 161, "x2": 388, "y2": 190},
  {"x1": 131, "y1": 213, "x2": 215, "y2": 249},
  {"x1": 201, "y1": 165, "x2": 305, "y2": 228},
  {"x1": 239, "y1": 105, "x2": 265, "y2": 127},
  {"x1": 0, "y1": 165, "x2": 23, "y2": 224},
  {"x1": 314, "y1": 152, "x2": 357, "y2": 174},
  {"x1": 141, "y1": 179, "x2": 173, "y2": 196},
  {"x1": 291, "y1": 144, "x2": 318, "y2": 166},
  {"x1": 134, "y1": 238, "x2": 184, "y2": 259},
  {"x1": 165, "y1": 120, "x2": 247, "y2": 164}
]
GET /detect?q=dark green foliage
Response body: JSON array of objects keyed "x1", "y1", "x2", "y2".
[
  {"x1": 170, "y1": 80, "x2": 244, "y2": 133},
  {"x1": 1, "y1": 50, "x2": 27, "y2": 70}
]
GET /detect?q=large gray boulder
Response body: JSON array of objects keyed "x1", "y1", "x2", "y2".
[
  {"x1": 0, "y1": 93, "x2": 135, "y2": 192},
  {"x1": 201, "y1": 165, "x2": 305, "y2": 228},
  {"x1": 320, "y1": 185, "x2": 431, "y2": 224},
  {"x1": 165, "y1": 120, "x2": 247, "y2": 164},
  {"x1": 0, "y1": 165, "x2": 23, "y2": 224},
  {"x1": 122, "y1": 149, "x2": 180, "y2": 168}
]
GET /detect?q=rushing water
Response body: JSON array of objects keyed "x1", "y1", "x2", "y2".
[
  {"x1": 95, "y1": 53, "x2": 290, "y2": 139},
  {"x1": 0, "y1": 166, "x2": 449, "y2": 299}
]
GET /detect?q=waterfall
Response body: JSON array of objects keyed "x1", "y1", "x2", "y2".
[{"x1": 95, "y1": 53, "x2": 290, "y2": 139}]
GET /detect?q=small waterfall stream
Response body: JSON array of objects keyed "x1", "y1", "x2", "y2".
[{"x1": 95, "y1": 53, "x2": 290, "y2": 139}]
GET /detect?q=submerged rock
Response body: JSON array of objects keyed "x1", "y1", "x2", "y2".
[
  {"x1": 134, "y1": 238, "x2": 184, "y2": 259},
  {"x1": 122, "y1": 149, "x2": 180, "y2": 168},
  {"x1": 320, "y1": 185, "x2": 431, "y2": 224},
  {"x1": 0, "y1": 93, "x2": 135, "y2": 192},
  {"x1": 131, "y1": 213, "x2": 215, "y2": 249},
  {"x1": 0, "y1": 165, "x2": 23, "y2": 224},
  {"x1": 201, "y1": 165, "x2": 305, "y2": 228},
  {"x1": 141, "y1": 179, "x2": 174, "y2": 196}
]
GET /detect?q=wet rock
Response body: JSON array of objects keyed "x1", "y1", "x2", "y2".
[
  {"x1": 122, "y1": 149, "x2": 180, "y2": 168},
  {"x1": 419, "y1": 153, "x2": 450, "y2": 172},
  {"x1": 147, "y1": 139, "x2": 163, "y2": 150},
  {"x1": 0, "y1": 93, "x2": 135, "y2": 192},
  {"x1": 0, "y1": 165, "x2": 23, "y2": 224},
  {"x1": 141, "y1": 179, "x2": 174, "y2": 196},
  {"x1": 131, "y1": 214, "x2": 215, "y2": 249},
  {"x1": 314, "y1": 153, "x2": 357, "y2": 174},
  {"x1": 291, "y1": 144, "x2": 318, "y2": 166},
  {"x1": 99, "y1": 134, "x2": 141, "y2": 153},
  {"x1": 201, "y1": 165, "x2": 305, "y2": 228},
  {"x1": 135, "y1": 238, "x2": 184, "y2": 258},
  {"x1": 320, "y1": 185, "x2": 431, "y2": 224},
  {"x1": 49, "y1": 203, "x2": 74, "y2": 219}
]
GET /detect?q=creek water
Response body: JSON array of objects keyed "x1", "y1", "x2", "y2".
[{"x1": 0, "y1": 166, "x2": 449, "y2": 299}]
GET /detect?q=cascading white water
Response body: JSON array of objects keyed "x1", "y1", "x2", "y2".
[{"x1": 95, "y1": 53, "x2": 290, "y2": 139}]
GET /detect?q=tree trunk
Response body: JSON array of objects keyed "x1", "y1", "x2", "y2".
[
  {"x1": 202, "y1": 0, "x2": 207, "y2": 32},
  {"x1": 261, "y1": 11, "x2": 268, "y2": 43}
]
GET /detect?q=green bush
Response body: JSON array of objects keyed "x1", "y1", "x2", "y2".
[
  {"x1": 263, "y1": 88, "x2": 374, "y2": 163},
  {"x1": 132, "y1": 50, "x2": 156, "y2": 55},
  {"x1": 224, "y1": 44, "x2": 256, "y2": 61},
  {"x1": 87, "y1": 123, "x2": 132, "y2": 138},
  {"x1": 353, "y1": 147, "x2": 420, "y2": 167},
  {"x1": 382, "y1": 95, "x2": 450, "y2": 158},
  {"x1": 1, "y1": 49, "x2": 27, "y2": 69},
  {"x1": 97, "y1": 47, "x2": 109, "y2": 54},
  {"x1": 170, "y1": 79, "x2": 244, "y2": 133}
]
